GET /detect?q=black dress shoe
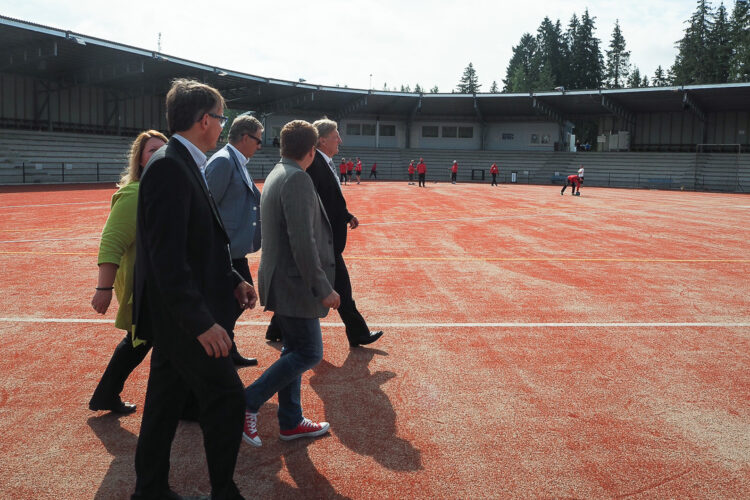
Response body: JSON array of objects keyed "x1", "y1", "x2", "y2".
[
  {"x1": 232, "y1": 351, "x2": 258, "y2": 367},
  {"x1": 349, "y1": 330, "x2": 384, "y2": 347},
  {"x1": 89, "y1": 398, "x2": 137, "y2": 414}
]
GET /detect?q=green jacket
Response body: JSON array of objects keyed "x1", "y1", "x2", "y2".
[{"x1": 97, "y1": 181, "x2": 138, "y2": 332}]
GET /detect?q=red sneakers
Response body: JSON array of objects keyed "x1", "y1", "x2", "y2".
[
  {"x1": 242, "y1": 411, "x2": 262, "y2": 447},
  {"x1": 279, "y1": 417, "x2": 330, "y2": 441}
]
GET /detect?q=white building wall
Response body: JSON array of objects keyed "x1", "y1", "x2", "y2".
[{"x1": 484, "y1": 122, "x2": 559, "y2": 151}]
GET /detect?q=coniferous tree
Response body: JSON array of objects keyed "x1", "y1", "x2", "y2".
[
  {"x1": 457, "y1": 62, "x2": 481, "y2": 93},
  {"x1": 728, "y1": 0, "x2": 750, "y2": 81},
  {"x1": 642, "y1": 75, "x2": 650, "y2": 87},
  {"x1": 671, "y1": 0, "x2": 715, "y2": 84},
  {"x1": 414, "y1": 83, "x2": 423, "y2": 93},
  {"x1": 710, "y1": 2, "x2": 732, "y2": 82},
  {"x1": 503, "y1": 33, "x2": 538, "y2": 92},
  {"x1": 430, "y1": 85, "x2": 439, "y2": 93},
  {"x1": 604, "y1": 19, "x2": 631, "y2": 88},
  {"x1": 627, "y1": 67, "x2": 643, "y2": 87},
  {"x1": 489, "y1": 81, "x2": 499, "y2": 93},
  {"x1": 566, "y1": 10, "x2": 604, "y2": 89},
  {"x1": 652, "y1": 65, "x2": 670, "y2": 86},
  {"x1": 535, "y1": 17, "x2": 567, "y2": 88}
]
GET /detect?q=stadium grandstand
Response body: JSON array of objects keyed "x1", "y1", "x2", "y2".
[{"x1": 1, "y1": 14, "x2": 749, "y2": 192}]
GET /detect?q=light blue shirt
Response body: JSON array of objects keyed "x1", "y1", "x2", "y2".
[
  {"x1": 227, "y1": 143, "x2": 253, "y2": 186},
  {"x1": 173, "y1": 134, "x2": 208, "y2": 184}
]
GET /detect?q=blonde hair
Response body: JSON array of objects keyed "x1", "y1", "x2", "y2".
[{"x1": 118, "y1": 130, "x2": 168, "y2": 187}]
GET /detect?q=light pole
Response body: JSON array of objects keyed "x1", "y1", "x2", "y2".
[{"x1": 369, "y1": 74, "x2": 372, "y2": 89}]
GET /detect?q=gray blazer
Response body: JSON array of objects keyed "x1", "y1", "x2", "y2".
[
  {"x1": 258, "y1": 158, "x2": 336, "y2": 319},
  {"x1": 205, "y1": 144, "x2": 261, "y2": 258}
]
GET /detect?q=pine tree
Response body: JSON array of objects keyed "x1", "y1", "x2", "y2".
[
  {"x1": 503, "y1": 33, "x2": 538, "y2": 92},
  {"x1": 430, "y1": 85, "x2": 439, "y2": 93},
  {"x1": 652, "y1": 65, "x2": 670, "y2": 86},
  {"x1": 604, "y1": 19, "x2": 631, "y2": 88},
  {"x1": 489, "y1": 81, "x2": 499, "y2": 93},
  {"x1": 709, "y1": 2, "x2": 732, "y2": 82},
  {"x1": 414, "y1": 83, "x2": 423, "y2": 93},
  {"x1": 671, "y1": 0, "x2": 715, "y2": 84},
  {"x1": 535, "y1": 17, "x2": 567, "y2": 88},
  {"x1": 728, "y1": 0, "x2": 750, "y2": 81},
  {"x1": 534, "y1": 65, "x2": 555, "y2": 91},
  {"x1": 457, "y1": 62, "x2": 481, "y2": 93},
  {"x1": 627, "y1": 67, "x2": 643, "y2": 88},
  {"x1": 641, "y1": 75, "x2": 650, "y2": 87},
  {"x1": 566, "y1": 10, "x2": 604, "y2": 89}
]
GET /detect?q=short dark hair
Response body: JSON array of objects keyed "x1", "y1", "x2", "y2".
[
  {"x1": 280, "y1": 120, "x2": 318, "y2": 161},
  {"x1": 228, "y1": 114, "x2": 263, "y2": 143},
  {"x1": 165, "y1": 78, "x2": 225, "y2": 135}
]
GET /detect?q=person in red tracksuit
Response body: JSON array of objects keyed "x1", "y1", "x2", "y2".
[
  {"x1": 417, "y1": 158, "x2": 427, "y2": 187},
  {"x1": 408, "y1": 160, "x2": 415, "y2": 185},
  {"x1": 490, "y1": 163, "x2": 499, "y2": 186},
  {"x1": 561, "y1": 174, "x2": 582, "y2": 196},
  {"x1": 369, "y1": 162, "x2": 377, "y2": 179},
  {"x1": 450, "y1": 160, "x2": 458, "y2": 184},
  {"x1": 355, "y1": 158, "x2": 362, "y2": 184},
  {"x1": 346, "y1": 159, "x2": 354, "y2": 183},
  {"x1": 339, "y1": 158, "x2": 348, "y2": 184}
]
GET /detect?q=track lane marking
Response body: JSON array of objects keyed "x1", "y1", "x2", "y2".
[{"x1": 0, "y1": 317, "x2": 748, "y2": 328}]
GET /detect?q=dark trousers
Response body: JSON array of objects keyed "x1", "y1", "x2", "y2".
[
  {"x1": 340, "y1": 173, "x2": 347, "y2": 184},
  {"x1": 491, "y1": 173, "x2": 497, "y2": 186},
  {"x1": 90, "y1": 331, "x2": 150, "y2": 406},
  {"x1": 266, "y1": 253, "x2": 369, "y2": 343},
  {"x1": 133, "y1": 336, "x2": 245, "y2": 499},
  {"x1": 451, "y1": 172, "x2": 457, "y2": 182},
  {"x1": 418, "y1": 173, "x2": 426, "y2": 187},
  {"x1": 369, "y1": 171, "x2": 376, "y2": 178}
]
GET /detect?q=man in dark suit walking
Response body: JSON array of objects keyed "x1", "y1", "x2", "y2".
[
  {"x1": 265, "y1": 118, "x2": 383, "y2": 347},
  {"x1": 131, "y1": 79, "x2": 256, "y2": 500},
  {"x1": 206, "y1": 114, "x2": 265, "y2": 367}
]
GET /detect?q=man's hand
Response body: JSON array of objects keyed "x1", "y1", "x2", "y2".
[
  {"x1": 348, "y1": 215, "x2": 359, "y2": 230},
  {"x1": 91, "y1": 289, "x2": 113, "y2": 314},
  {"x1": 235, "y1": 281, "x2": 257, "y2": 311},
  {"x1": 322, "y1": 290, "x2": 340, "y2": 309},
  {"x1": 197, "y1": 323, "x2": 232, "y2": 358}
]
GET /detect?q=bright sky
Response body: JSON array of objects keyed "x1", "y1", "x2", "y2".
[{"x1": 2, "y1": 0, "x2": 698, "y2": 93}]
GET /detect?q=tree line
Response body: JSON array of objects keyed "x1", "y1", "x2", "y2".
[{"x1": 402, "y1": 0, "x2": 750, "y2": 94}]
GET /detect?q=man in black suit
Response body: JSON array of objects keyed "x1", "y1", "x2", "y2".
[
  {"x1": 266, "y1": 118, "x2": 383, "y2": 347},
  {"x1": 131, "y1": 79, "x2": 256, "y2": 500}
]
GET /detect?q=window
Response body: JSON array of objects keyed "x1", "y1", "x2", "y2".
[
  {"x1": 501, "y1": 133, "x2": 514, "y2": 140},
  {"x1": 422, "y1": 125, "x2": 438, "y2": 137},
  {"x1": 442, "y1": 126, "x2": 457, "y2": 138},
  {"x1": 458, "y1": 126, "x2": 473, "y2": 138},
  {"x1": 346, "y1": 123, "x2": 361, "y2": 136},
  {"x1": 362, "y1": 124, "x2": 376, "y2": 136},
  {"x1": 379, "y1": 124, "x2": 396, "y2": 136},
  {"x1": 530, "y1": 133, "x2": 539, "y2": 144}
]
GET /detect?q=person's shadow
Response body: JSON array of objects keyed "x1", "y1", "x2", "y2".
[
  {"x1": 309, "y1": 348, "x2": 422, "y2": 471},
  {"x1": 87, "y1": 415, "x2": 138, "y2": 499}
]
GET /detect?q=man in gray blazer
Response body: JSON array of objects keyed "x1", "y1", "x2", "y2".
[
  {"x1": 242, "y1": 120, "x2": 340, "y2": 447},
  {"x1": 205, "y1": 115, "x2": 263, "y2": 366}
]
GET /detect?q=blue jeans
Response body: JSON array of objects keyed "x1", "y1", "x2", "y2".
[{"x1": 244, "y1": 315, "x2": 323, "y2": 430}]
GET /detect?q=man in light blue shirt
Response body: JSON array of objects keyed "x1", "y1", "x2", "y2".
[{"x1": 206, "y1": 115, "x2": 264, "y2": 367}]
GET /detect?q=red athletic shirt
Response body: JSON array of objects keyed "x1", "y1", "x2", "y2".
[
  {"x1": 346, "y1": 161, "x2": 354, "y2": 172},
  {"x1": 451, "y1": 163, "x2": 458, "y2": 173},
  {"x1": 490, "y1": 164, "x2": 498, "y2": 174},
  {"x1": 371, "y1": 163, "x2": 377, "y2": 171},
  {"x1": 356, "y1": 161, "x2": 362, "y2": 173},
  {"x1": 339, "y1": 162, "x2": 347, "y2": 174},
  {"x1": 417, "y1": 162, "x2": 426, "y2": 174},
  {"x1": 408, "y1": 163, "x2": 415, "y2": 174},
  {"x1": 567, "y1": 174, "x2": 581, "y2": 185}
]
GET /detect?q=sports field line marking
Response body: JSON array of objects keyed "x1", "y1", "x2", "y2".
[
  {"x1": 0, "y1": 201, "x2": 109, "y2": 209},
  {"x1": 0, "y1": 251, "x2": 747, "y2": 263},
  {"x1": 346, "y1": 256, "x2": 750, "y2": 263},
  {"x1": 0, "y1": 237, "x2": 100, "y2": 243},
  {"x1": 0, "y1": 317, "x2": 748, "y2": 328}
]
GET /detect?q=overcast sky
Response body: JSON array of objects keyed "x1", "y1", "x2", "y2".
[{"x1": 2, "y1": 0, "x2": 699, "y2": 93}]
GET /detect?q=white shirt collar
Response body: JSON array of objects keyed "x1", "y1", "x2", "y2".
[
  {"x1": 173, "y1": 134, "x2": 207, "y2": 171},
  {"x1": 227, "y1": 143, "x2": 249, "y2": 166},
  {"x1": 317, "y1": 149, "x2": 333, "y2": 165}
]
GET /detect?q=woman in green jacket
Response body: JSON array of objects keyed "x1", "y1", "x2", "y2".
[{"x1": 89, "y1": 130, "x2": 167, "y2": 413}]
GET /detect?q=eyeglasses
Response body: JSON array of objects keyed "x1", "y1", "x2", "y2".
[
  {"x1": 207, "y1": 112, "x2": 229, "y2": 128},
  {"x1": 245, "y1": 134, "x2": 262, "y2": 146}
]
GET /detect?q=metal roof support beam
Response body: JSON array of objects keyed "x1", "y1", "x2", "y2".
[
  {"x1": 334, "y1": 95, "x2": 368, "y2": 121},
  {"x1": 405, "y1": 95, "x2": 422, "y2": 149},
  {"x1": 33, "y1": 79, "x2": 53, "y2": 131},
  {"x1": 600, "y1": 95, "x2": 635, "y2": 130},
  {"x1": 682, "y1": 92, "x2": 706, "y2": 122},
  {"x1": 531, "y1": 96, "x2": 564, "y2": 124},
  {"x1": 259, "y1": 92, "x2": 317, "y2": 114},
  {"x1": 0, "y1": 40, "x2": 58, "y2": 72},
  {"x1": 474, "y1": 94, "x2": 487, "y2": 150},
  {"x1": 68, "y1": 59, "x2": 145, "y2": 86}
]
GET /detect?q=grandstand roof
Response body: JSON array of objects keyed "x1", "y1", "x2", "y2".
[{"x1": 2, "y1": 14, "x2": 750, "y2": 122}]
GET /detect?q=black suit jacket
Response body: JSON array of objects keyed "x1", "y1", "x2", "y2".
[
  {"x1": 133, "y1": 138, "x2": 243, "y2": 344},
  {"x1": 306, "y1": 151, "x2": 353, "y2": 255}
]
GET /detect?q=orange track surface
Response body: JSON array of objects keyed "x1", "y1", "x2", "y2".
[{"x1": 0, "y1": 182, "x2": 748, "y2": 498}]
